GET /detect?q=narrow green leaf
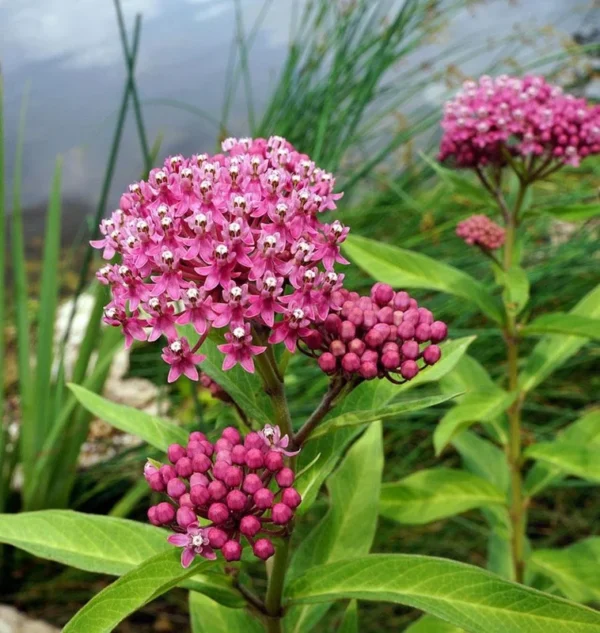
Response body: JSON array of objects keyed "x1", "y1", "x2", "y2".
[
  {"x1": 420, "y1": 153, "x2": 489, "y2": 203},
  {"x1": 502, "y1": 266, "x2": 529, "y2": 317},
  {"x1": 406, "y1": 615, "x2": 465, "y2": 633},
  {"x1": 523, "y1": 313, "x2": 600, "y2": 341},
  {"x1": 439, "y1": 354, "x2": 499, "y2": 398},
  {"x1": 189, "y1": 592, "x2": 262, "y2": 632},
  {"x1": 539, "y1": 202, "x2": 600, "y2": 222},
  {"x1": 0, "y1": 510, "x2": 242, "y2": 607},
  {"x1": 286, "y1": 424, "x2": 383, "y2": 633},
  {"x1": 197, "y1": 335, "x2": 272, "y2": 426},
  {"x1": 525, "y1": 442, "x2": 600, "y2": 483},
  {"x1": 434, "y1": 391, "x2": 514, "y2": 455},
  {"x1": 380, "y1": 469, "x2": 505, "y2": 525},
  {"x1": 34, "y1": 158, "x2": 62, "y2": 439},
  {"x1": 286, "y1": 555, "x2": 600, "y2": 633},
  {"x1": 452, "y1": 431, "x2": 509, "y2": 494},
  {"x1": 68, "y1": 383, "x2": 188, "y2": 451},
  {"x1": 529, "y1": 538, "x2": 600, "y2": 604},
  {"x1": 343, "y1": 235, "x2": 503, "y2": 323},
  {"x1": 63, "y1": 550, "x2": 211, "y2": 633},
  {"x1": 519, "y1": 284, "x2": 600, "y2": 393},
  {"x1": 525, "y1": 410, "x2": 600, "y2": 496},
  {"x1": 338, "y1": 600, "x2": 358, "y2": 633},
  {"x1": 309, "y1": 392, "x2": 460, "y2": 440}
]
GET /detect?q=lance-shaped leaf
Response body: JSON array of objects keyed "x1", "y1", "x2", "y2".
[
  {"x1": 190, "y1": 592, "x2": 263, "y2": 632},
  {"x1": 529, "y1": 538, "x2": 600, "y2": 604},
  {"x1": 286, "y1": 423, "x2": 383, "y2": 633},
  {"x1": 524, "y1": 442, "x2": 600, "y2": 483},
  {"x1": 286, "y1": 555, "x2": 600, "y2": 633},
  {"x1": 343, "y1": 235, "x2": 503, "y2": 323},
  {"x1": 68, "y1": 384, "x2": 188, "y2": 451},
  {"x1": 338, "y1": 600, "x2": 358, "y2": 633},
  {"x1": 433, "y1": 390, "x2": 514, "y2": 455},
  {"x1": 380, "y1": 469, "x2": 505, "y2": 525},
  {"x1": 519, "y1": 284, "x2": 600, "y2": 393},
  {"x1": 63, "y1": 550, "x2": 212, "y2": 632},
  {"x1": 0, "y1": 510, "x2": 242, "y2": 607},
  {"x1": 406, "y1": 615, "x2": 465, "y2": 633},
  {"x1": 523, "y1": 313, "x2": 600, "y2": 340}
]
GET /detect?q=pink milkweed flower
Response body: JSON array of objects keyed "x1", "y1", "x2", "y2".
[
  {"x1": 245, "y1": 272, "x2": 285, "y2": 327},
  {"x1": 145, "y1": 297, "x2": 179, "y2": 342},
  {"x1": 103, "y1": 305, "x2": 147, "y2": 348},
  {"x1": 167, "y1": 523, "x2": 216, "y2": 567},
  {"x1": 176, "y1": 284, "x2": 215, "y2": 335},
  {"x1": 212, "y1": 283, "x2": 250, "y2": 328},
  {"x1": 217, "y1": 324, "x2": 266, "y2": 373},
  {"x1": 269, "y1": 307, "x2": 311, "y2": 352},
  {"x1": 161, "y1": 338, "x2": 205, "y2": 383},
  {"x1": 195, "y1": 244, "x2": 239, "y2": 291},
  {"x1": 313, "y1": 221, "x2": 350, "y2": 270},
  {"x1": 90, "y1": 218, "x2": 121, "y2": 259},
  {"x1": 150, "y1": 250, "x2": 184, "y2": 300},
  {"x1": 258, "y1": 424, "x2": 300, "y2": 457}
]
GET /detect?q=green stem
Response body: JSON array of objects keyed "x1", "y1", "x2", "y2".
[
  {"x1": 498, "y1": 179, "x2": 528, "y2": 584},
  {"x1": 265, "y1": 538, "x2": 290, "y2": 630}
]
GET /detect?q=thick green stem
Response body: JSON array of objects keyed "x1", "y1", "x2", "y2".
[
  {"x1": 265, "y1": 538, "x2": 290, "y2": 628},
  {"x1": 499, "y1": 180, "x2": 528, "y2": 584}
]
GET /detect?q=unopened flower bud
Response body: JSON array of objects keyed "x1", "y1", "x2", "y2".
[
  {"x1": 330, "y1": 340, "x2": 346, "y2": 357},
  {"x1": 168, "y1": 444, "x2": 186, "y2": 463},
  {"x1": 176, "y1": 506, "x2": 197, "y2": 528},
  {"x1": 243, "y1": 474, "x2": 263, "y2": 494},
  {"x1": 226, "y1": 490, "x2": 248, "y2": 511},
  {"x1": 254, "y1": 488, "x2": 274, "y2": 509},
  {"x1": 221, "y1": 426, "x2": 241, "y2": 445},
  {"x1": 240, "y1": 515, "x2": 261, "y2": 536},
  {"x1": 360, "y1": 361, "x2": 379, "y2": 379},
  {"x1": 208, "y1": 502, "x2": 230, "y2": 524},
  {"x1": 208, "y1": 480, "x2": 228, "y2": 501},
  {"x1": 244, "y1": 432, "x2": 263, "y2": 450},
  {"x1": 246, "y1": 448, "x2": 264, "y2": 469},
  {"x1": 192, "y1": 452, "x2": 212, "y2": 473},
  {"x1": 318, "y1": 352, "x2": 337, "y2": 374},
  {"x1": 342, "y1": 352, "x2": 361, "y2": 373},
  {"x1": 190, "y1": 484, "x2": 210, "y2": 507},
  {"x1": 265, "y1": 451, "x2": 284, "y2": 472},
  {"x1": 373, "y1": 283, "x2": 394, "y2": 306},
  {"x1": 222, "y1": 540, "x2": 243, "y2": 561},
  {"x1": 415, "y1": 323, "x2": 431, "y2": 342},
  {"x1": 275, "y1": 467, "x2": 295, "y2": 487},
  {"x1": 423, "y1": 344, "x2": 441, "y2": 365},
  {"x1": 208, "y1": 527, "x2": 228, "y2": 549},
  {"x1": 430, "y1": 321, "x2": 448, "y2": 343},
  {"x1": 253, "y1": 538, "x2": 275, "y2": 560},
  {"x1": 272, "y1": 502, "x2": 293, "y2": 524},
  {"x1": 281, "y1": 487, "x2": 302, "y2": 509},
  {"x1": 167, "y1": 478, "x2": 186, "y2": 498},
  {"x1": 381, "y1": 350, "x2": 400, "y2": 370},
  {"x1": 339, "y1": 321, "x2": 356, "y2": 341},
  {"x1": 400, "y1": 360, "x2": 419, "y2": 380},
  {"x1": 155, "y1": 502, "x2": 176, "y2": 524},
  {"x1": 176, "y1": 456, "x2": 193, "y2": 478},
  {"x1": 231, "y1": 444, "x2": 247, "y2": 465}
]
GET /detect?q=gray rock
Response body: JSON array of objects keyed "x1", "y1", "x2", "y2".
[{"x1": 0, "y1": 606, "x2": 59, "y2": 633}]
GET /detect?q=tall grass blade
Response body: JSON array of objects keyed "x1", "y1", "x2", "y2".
[{"x1": 33, "y1": 158, "x2": 63, "y2": 444}]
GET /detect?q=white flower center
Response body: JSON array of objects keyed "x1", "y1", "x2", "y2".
[
  {"x1": 293, "y1": 308, "x2": 304, "y2": 320},
  {"x1": 157, "y1": 204, "x2": 168, "y2": 217},
  {"x1": 191, "y1": 534, "x2": 205, "y2": 548},
  {"x1": 233, "y1": 327, "x2": 245, "y2": 339},
  {"x1": 216, "y1": 244, "x2": 228, "y2": 257},
  {"x1": 170, "y1": 341, "x2": 182, "y2": 353}
]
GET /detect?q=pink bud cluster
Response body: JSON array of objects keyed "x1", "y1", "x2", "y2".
[
  {"x1": 439, "y1": 75, "x2": 600, "y2": 168},
  {"x1": 92, "y1": 137, "x2": 347, "y2": 382},
  {"x1": 145, "y1": 425, "x2": 301, "y2": 567},
  {"x1": 302, "y1": 283, "x2": 447, "y2": 381},
  {"x1": 456, "y1": 214, "x2": 506, "y2": 250}
]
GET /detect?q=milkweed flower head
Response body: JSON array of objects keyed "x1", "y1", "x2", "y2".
[
  {"x1": 145, "y1": 425, "x2": 301, "y2": 566},
  {"x1": 439, "y1": 75, "x2": 600, "y2": 169},
  {"x1": 456, "y1": 214, "x2": 506, "y2": 251},
  {"x1": 303, "y1": 283, "x2": 447, "y2": 382},
  {"x1": 93, "y1": 137, "x2": 346, "y2": 381}
]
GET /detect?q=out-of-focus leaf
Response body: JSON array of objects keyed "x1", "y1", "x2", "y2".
[
  {"x1": 523, "y1": 313, "x2": 600, "y2": 340},
  {"x1": 189, "y1": 592, "x2": 262, "y2": 632},
  {"x1": 525, "y1": 442, "x2": 600, "y2": 483}
]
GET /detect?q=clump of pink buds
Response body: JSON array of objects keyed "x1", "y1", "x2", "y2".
[
  {"x1": 145, "y1": 425, "x2": 301, "y2": 567},
  {"x1": 456, "y1": 214, "x2": 506, "y2": 251},
  {"x1": 302, "y1": 283, "x2": 447, "y2": 382}
]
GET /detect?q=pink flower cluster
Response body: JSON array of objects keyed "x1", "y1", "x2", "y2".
[
  {"x1": 456, "y1": 214, "x2": 506, "y2": 251},
  {"x1": 93, "y1": 137, "x2": 346, "y2": 382},
  {"x1": 439, "y1": 75, "x2": 600, "y2": 168},
  {"x1": 145, "y1": 425, "x2": 301, "y2": 567},
  {"x1": 301, "y1": 283, "x2": 447, "y2": 381}
]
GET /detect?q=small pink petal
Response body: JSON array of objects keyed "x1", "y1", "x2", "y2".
[
  {"x1": 181, "y1": 547, "x2": 195, "y2": 568},
  {"x1": 168, "y1": 534, "x2": 189, "y2": 547}
]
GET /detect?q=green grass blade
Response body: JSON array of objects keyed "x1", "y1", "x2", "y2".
[
  {"x1": 0, "y1": 73, "x2": 7, "y2": 511},
  {"x1": 11, "y1": 86, "x2": 34, "y2": 479},
  {"x1": 33, "y1": 157, "x2": 63, "y2": 443}
]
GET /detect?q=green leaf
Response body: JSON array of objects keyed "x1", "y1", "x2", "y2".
[
  {"x1": 420, "y1": 153, "x2": 489, "y2": 203},
  {"x1": 380, "y1": 469, "x2": 504, "y2": 525},
  {"x1": 502, "y1": 266, "x2": 529, "y2": 316},
  {"x1": 197, "y1": 335, "x2": 272, "y2": 426},
  {"x1": 434, "y1": 391, "x2": 514, "y2": 455},
  {"x1": 309, "y1": 392, "x2": 460, "y2": 440},
  {"x1": 525, "y1": 442, "x2": 600, "y2": 483},
  {"x1": 523, "y1": 313, "x2": 600, "y2": 340},
  {"x1": 439, "y1": 354, "x2": 499, "y2": 397},
  {"x1": 286, "y1": 423, "x2": 383, "y2": 633},
  {"x1": 519, "y1": 284, "x2": 600, "y2": 393},
  {"x1": 529, "y1": 538, "x2": 600, "y2": 604},
  {"x1": 338, "y1": 600, "x2": 358, "y2": 633},
  {"x1": 525, "y1": 409, "x2": 600, "y2": 496},
  {"x1": 34, "y1": 158, "x2": 62, "y2": 441},
  {"x1": 68, "y1": 384, "x2": 188, "y2": 451},
  {"x1": 406, "y1": 615, "x2": 465, "y2": 633},
  {"x1": 452, "y1": 432, "x2": 509, "y2": 494},
  {"x1": 286, "y1": 555, "x2": 600, "y2": 633},
  {"x1": 0, "y1": 510, "x2": 242, "y2": 607},
  {"x1": 539, "y1": 202, "x2": 600, "y2": 222},
  {"x1": 189, "y1": 592, "x2": 262, "y2": 632},
  {"x1": 63, "y1": 550, "x2": 211, "y2": 633},
  {"x1": 343, "y1": 235, "x2": 503, "y2": 323}
]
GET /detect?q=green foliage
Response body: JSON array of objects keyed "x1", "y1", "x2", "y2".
[
  {"x1": 286, "y1": 555, "x2": 600, "y2": 633},
  {"x1": 529, "y1": 538, "x2": 600, "y2": 604},
  {"x1": 62, "y1": 550, "x2": 210, "y2": 632},
  {"x1": 189, "y1": 592, "x2": 263, "y2": 632},
  {"x1": 68, "y1": 384, "x2": 189, "y2": 451},
  {"x1": 380, "y1": 468, "x2": 505, "y2": 525},
  {"x1": 525, "y1": 442, "x2": 600, "y2": 483},
  {"x1": 338, "y1": 601, "x2": 358, "y2": 633},
  {"x1": 406, "y1": 615, "x2": 465, "y2": 633},
  {"x1": 523, "y1": 313, "x2": 600, "y2": 340},
  {"x1": 343, "y1": 235, "x2": 503, "y2": 323}
]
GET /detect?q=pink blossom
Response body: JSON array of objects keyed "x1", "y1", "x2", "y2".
[
  {"x1": 217, "y1": 325, "x2": 266, "y2": 373},
  {"x1": 456, "y1": 215, "x2": 506, "y2": 250},
  {"x1": 161, "y1": 338, "x2": 205, "y2": 383},
  {"x1": 167, "y1": 523, "x2": 216, "y2": 567},
  {"x1": 258, "y1": 424, "x2": 300, "y2": 457}
]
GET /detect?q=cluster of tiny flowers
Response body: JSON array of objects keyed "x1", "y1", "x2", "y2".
[
  {"x1": 439, "y1": 74, "x2": 600, "y2": 168},
  {"x1": 301, "y1": 283, "x2": 447, "y2": 381},
  {"x1": 145, "y1": 425, "x2": 301, "y2": 566},
  {"x1": 456, "y1": 214, "x2": 506, "y2": 250},
  {"x1": 92, "y1": 136, "x2": 346, "y2": 382}
]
